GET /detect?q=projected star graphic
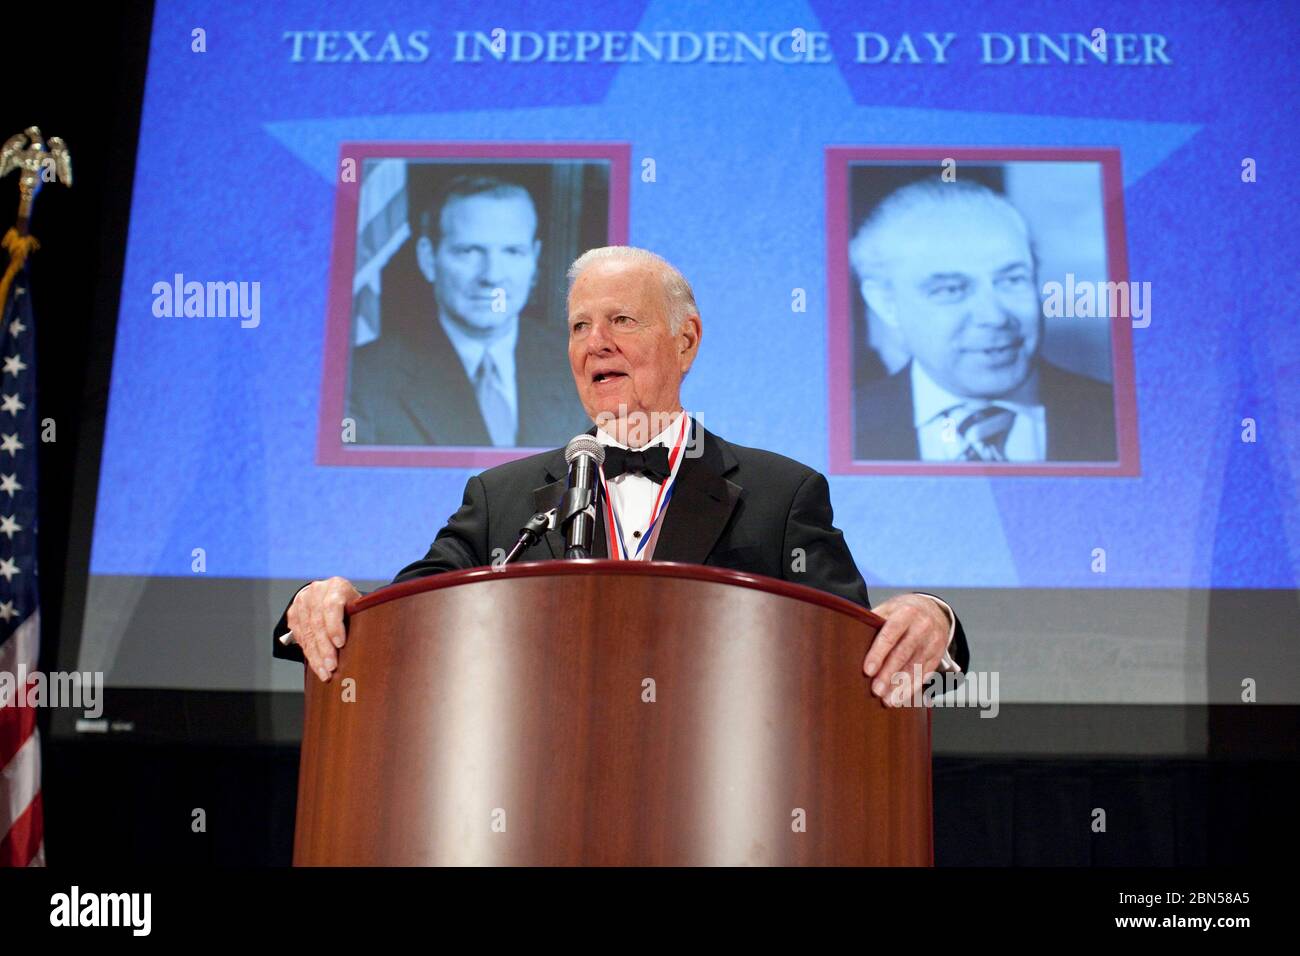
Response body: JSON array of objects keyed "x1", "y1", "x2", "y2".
[{"x1": 261, "y1": 0, "x2": 1201, "y2": 589}]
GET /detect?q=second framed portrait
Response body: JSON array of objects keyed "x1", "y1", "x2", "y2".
[{"x1": 826, "y1": 147, "x2": 1139, "y2": 477}]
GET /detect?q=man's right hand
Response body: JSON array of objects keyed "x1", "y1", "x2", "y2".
[{"x1": 285, "y1": 577, "x2": 362, "y2": 682}]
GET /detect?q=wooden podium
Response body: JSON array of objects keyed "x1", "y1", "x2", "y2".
[{"x1": 293, "y1": 560, "x2": 932, "y2": 866}]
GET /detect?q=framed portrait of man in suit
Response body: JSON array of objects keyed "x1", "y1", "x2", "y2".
[
  {"x1": 825, "y1": 147, "x2": 1140, "y2": 477},
  {"x1": 317, "y1": 142, "x2": 630, "y2": 468}
]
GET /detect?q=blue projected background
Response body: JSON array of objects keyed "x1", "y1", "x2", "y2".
[{"x1": 89, "y1": 0, "x2": 1298, "y2": 598}]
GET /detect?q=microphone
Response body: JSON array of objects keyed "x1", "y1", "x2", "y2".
[
  {"x1": 500, "y1": 508, "x2": 556, "y2": 567},
  {"x1": 560, "y1": 435, "x2": 605, "y2": 559}
]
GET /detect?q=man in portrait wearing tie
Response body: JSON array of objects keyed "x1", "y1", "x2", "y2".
[
  {"x1": 277, "y1": 246, "x2": 970, "y2": 705},
  {"x1": 849, "y1": 179, "x2": 1117, "y2": 463},
  {"x1": 347, "y1": 174, "x2": 589, "y2": 447}
]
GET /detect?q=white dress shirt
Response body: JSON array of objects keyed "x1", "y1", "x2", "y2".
[
  {"x1": 911, "y1": 361, "x2": 1045, "y2": 462},
  {"x1": 439, "y1": 312, "x2": 520, "y2": 425},
  {"x1": 595, "y1": 410, "x2": 690, "y2": 559},
  {"x1": 596, "y1": 410, "x2": 961, "y2": 673}
]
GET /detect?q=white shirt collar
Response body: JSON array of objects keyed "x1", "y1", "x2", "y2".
[
  {"x1": 438, "y1": 311, "x2": 519, "y2": 388},
  {"x1": 910, "y1": 360, "x2": 1042, "y2": 429}
]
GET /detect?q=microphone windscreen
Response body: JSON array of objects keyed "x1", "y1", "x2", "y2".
[{"x1": 564, "y1": 434, "x2": 605, "y2": 466}]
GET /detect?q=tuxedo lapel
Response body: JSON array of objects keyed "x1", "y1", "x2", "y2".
[
  {"x1": 531, "y1": 420, "x2": 740, "y2": 563},
  {"x1": 533, "y1": 450, "x2": 567, "y2": 559},
  {"x1": 650, "y1": 423, "x2": 741, "y2": 564},
  {"x1": 591, "y1": 508, "x2": 609, "y2": 558}
]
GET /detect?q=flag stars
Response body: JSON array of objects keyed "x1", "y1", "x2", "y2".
[
  {"x1": 0, "y1": 434, "x2": 21, "y2": 457},
  {"x1": 0, "y1": 474, "x2": 20, "y2": 497},
  {"x1": 0, "y1": 557, "x2": 19, "y2": 582},
  {"x1": 0, "y1": 600, "x2": 16, "y2": 622},
  {"x1": 6, "y1": 318, "x2": 25, "y2": 338},
  {"x1": 0, "y1": 394, "x2": 24, "y2": 416},
  {"x1": 0, "y1": 515, "x2": 20, "y2": 538},
  {"x1": 2, "y1": 355, "x2": 26, "y2": 377}
]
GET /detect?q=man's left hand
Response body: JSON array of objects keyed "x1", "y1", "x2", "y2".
[{"x1": 863, "y1": 594, "x2": 951, "y2": 706}]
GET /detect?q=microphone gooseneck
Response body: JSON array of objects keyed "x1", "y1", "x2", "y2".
[{"x1": 501, "y1": 508, "x2": 557, "y2": 567}]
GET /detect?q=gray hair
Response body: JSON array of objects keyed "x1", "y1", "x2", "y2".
[
  {"x1": 849, "y1": 179, "x2": 1034, "y2": 284},
  {"x1": 566, "y1": 246, "x2": 698, "y2": 333}
]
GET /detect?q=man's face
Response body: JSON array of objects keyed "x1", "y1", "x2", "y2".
[
  {"x1": 865, "y1": 200, "x2": 1042, "y2": 399},
  {"x1": 567, "y1": 260, "x2": 700, "y2": 432},
  {"x1": 425, "y1": 192, "x2": 541, "y2": 334}
]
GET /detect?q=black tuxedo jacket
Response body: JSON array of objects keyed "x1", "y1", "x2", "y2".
[
  {"x1": 347, "y1": 315, "x2": 590, "y2": 447},
  {"x1": 854, "y1": 359, "x2": 1117, "y2": 462},
  {"x1": 273, "y1": 424, "x2": 970, "y2": 672}
]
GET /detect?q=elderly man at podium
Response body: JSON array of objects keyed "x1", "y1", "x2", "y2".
[{"x1": 275, "y1": 246, "x2": 970, "y2": 702}]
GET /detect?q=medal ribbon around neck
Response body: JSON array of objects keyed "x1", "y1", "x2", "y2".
[{"x1": 599, "y1": 413, "x2": 692, "y2": 560}]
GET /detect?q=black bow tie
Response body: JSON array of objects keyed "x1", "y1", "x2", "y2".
[{"x1": 602, "y1": 445, "x2": 671, "y2": 483}]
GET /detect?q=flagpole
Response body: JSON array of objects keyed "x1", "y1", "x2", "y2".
[
  {"x1": 0, "y1": 126, "x2": 73, "y2": 305},
  {"x1": 0, "y1": 125, "x2": 69, "y2": 868}
]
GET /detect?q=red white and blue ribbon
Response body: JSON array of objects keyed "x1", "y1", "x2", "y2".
[{"x1": 599, "y1": 412, "x2": 692, "y2": 560}]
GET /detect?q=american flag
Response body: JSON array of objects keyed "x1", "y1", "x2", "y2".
[{"x1": 0, "y1": 266, "x2": 44, "y2": 866}]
